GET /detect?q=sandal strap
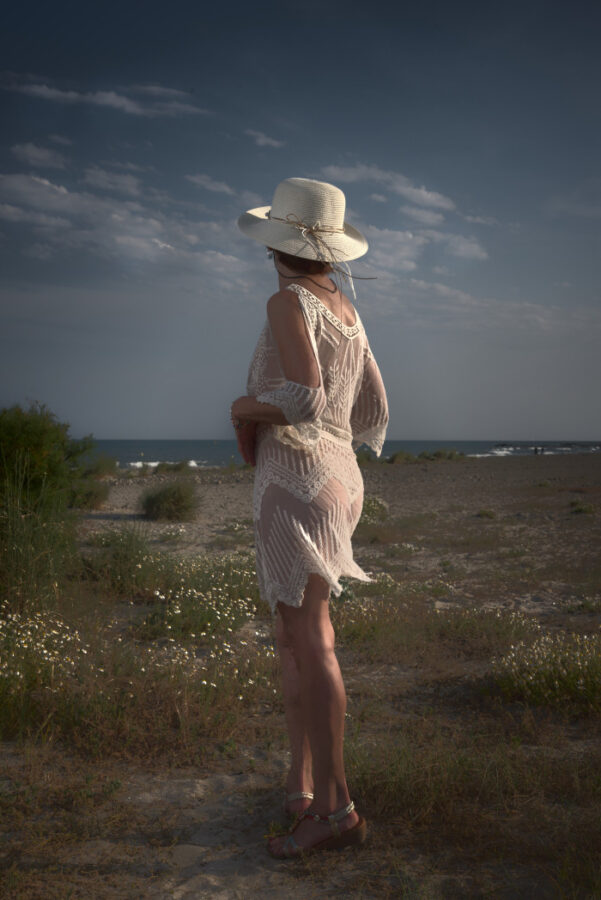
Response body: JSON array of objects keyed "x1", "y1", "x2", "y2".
[
  {"x1": 286, "y1": 791, "x2": 314, "y2": 802},
  {"x1": 300, "y1": 800, "x2": 355, "y2": 838}
]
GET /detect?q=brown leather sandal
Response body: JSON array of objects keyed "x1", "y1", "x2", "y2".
[{"x1": 269, "y1": 800, "x2": 367, "y2": 859}]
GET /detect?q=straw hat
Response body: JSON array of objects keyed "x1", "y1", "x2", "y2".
[{"x1": 237, "y1": 177, "x2": 368, "y2": 262}]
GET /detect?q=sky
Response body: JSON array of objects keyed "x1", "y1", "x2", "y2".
[{"x1": 1, "y1": 0, "x2": 600, "y2": 441}]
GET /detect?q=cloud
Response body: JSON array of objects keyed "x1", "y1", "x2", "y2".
[
  {"x1": 128, "y1": 84, "x2": 191, "y2": 98},
  {"x1": 548, "y1": 179, "x2": 601, "y2": 218},
  {"x1": 401, "y1": 205, "x2": 445, "y2": 226},
  {"x1": 370, "y1": 194, "x2": 387, "y2": 203},
  {"x1": 83, "y1": 166, "x2": 141, "y2": 197},
  {"x1": 321, "y1": 163, "x2": 455, "y2": 211},
  {"x1": 360, "y1": 225, "x2": 428, "y2": 272},
  {"x1": 11, "y1": 142, "x2": 67, "y2": 169},
  {"x1": 186, "y1": 174, "x2": 235, "y2": 195},
  {"x1": 420, "y1": 229, "x2": 488, "y2": 260},
  {"x1": 0, "y1": 203, "x2": 70, "y2": 228},
  {"x1": 244, "y1": 129, "x2": 285, "y2": 149},
  {"x1": 463, "y1": 213, "x2": 499, "y2": 225},
  {"x1": 48, "y1": 134, "x2": 72, "y2": 147},
  {"x1": 0, "y1": 172, "x2": 240, "y2": 273},
  {"x1": 7, "y1": 81, "x2": 207, "y2": 117}
]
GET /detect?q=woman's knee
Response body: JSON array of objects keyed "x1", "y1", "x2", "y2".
[{"x1": 279, "y1": 606, "x2": 335, "y2": 663}]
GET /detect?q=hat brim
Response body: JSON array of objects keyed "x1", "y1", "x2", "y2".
[{"x1": 237, "y1": 206, "x2": 368, "y2": 262}]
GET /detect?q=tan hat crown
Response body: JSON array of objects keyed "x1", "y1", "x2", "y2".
[
  {"x1": 269, "y1": 178, "x2": 346, "y2": 232},
  {"x1": 237, "y1": 177, "x2": 368, "y2": 262}
]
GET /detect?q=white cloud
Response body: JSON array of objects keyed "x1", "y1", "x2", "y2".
[
  {"x1": 548, "y1": 180, "x2": 601, "y2": 218},
  {"x1": 101, "y1": 160, "x2": 155, "y2": 173},
  {"x1": 370, "y1": 193, "x2": 387, "y2": 203},
  {"x1": 48, "y1": 134, "x2": 72, "y2": 146},
  {"x1": 7, "y1": 82, "x2": 207, "y2": 117},
  {"x1": 11, "y1": 142, "x2": 67, "y2": 169},
  {"x1": 463, "y1": 213, "x2": 499, "y2": 225},
  {"x1": 83, "y1": 166, "x2": 141, "y2": 197},
  {"x1": 420, "y1": 229, "x2": 488, "y2": 260},
  {"x1": 244, "y1": 129, "x2": 285, "y2": 149},
  {"x1": 361, "y1": 224, "x2": 428, "y2": 272},
  {"x1": 401, "y1": 205, "x2": 445, "y2": 226},
  {"x1": 128, "y1": 84, "x2": 191, "y2": 98},
  {"x1": 321, "y1": 163, "x2": 455, "y2": 211},
  {"x1": 186, "y1": 174, "x2": 235, "y2": 195},
  {"x1": 0, "y1": 172, "x2": 238, "y2": 271},
  {"x1": 0, "y1": 203, "x2": 70, "y2": 228}
]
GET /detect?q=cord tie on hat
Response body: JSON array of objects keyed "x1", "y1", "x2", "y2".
[{"x1": 266, "y1": 212, "x2": 357, "y2": 301}]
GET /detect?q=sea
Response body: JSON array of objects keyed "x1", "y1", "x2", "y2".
[{"x1": 89, "y1": 439, "x2": 601, "y2": 470}]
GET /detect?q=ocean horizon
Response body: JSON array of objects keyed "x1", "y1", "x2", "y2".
[{"x1": 87, "y1": 439, "x2": 601, "y2": 469}]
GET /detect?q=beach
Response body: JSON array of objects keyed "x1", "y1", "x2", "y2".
[{"x1": 3, "y1": 452, "x2": 601, "y2": 898}]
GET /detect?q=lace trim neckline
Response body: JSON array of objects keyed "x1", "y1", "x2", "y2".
[{"x1": 288, "y1": 283, "x2": 362, "y2": 338}]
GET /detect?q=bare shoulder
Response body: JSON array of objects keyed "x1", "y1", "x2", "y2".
[{"x1": 266, "y1": 289, "x2": 303, "y2": 322}]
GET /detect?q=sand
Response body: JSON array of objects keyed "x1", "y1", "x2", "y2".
[{"x1": 4, "y1": 453, "x2": 601, "y2": 897}]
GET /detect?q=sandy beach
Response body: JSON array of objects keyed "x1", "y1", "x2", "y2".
[{"x1": 3, "y1": 452, "x2": 601, "y2": 898}]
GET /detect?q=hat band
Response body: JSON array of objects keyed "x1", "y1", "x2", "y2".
[
  {"x1": 266, "y1": 212, "x2": 346, "y2": 262},
  {"x1": 266, "y1": 212, "x2": 345, "y2": 236}
]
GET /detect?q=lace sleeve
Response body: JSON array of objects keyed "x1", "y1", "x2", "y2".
[
  {"x1": 350, "y1": 344, "x2": 389, "y2": 456},
  {"x1": 256, "y1": 289, "x2": 327, "y2": 451}
]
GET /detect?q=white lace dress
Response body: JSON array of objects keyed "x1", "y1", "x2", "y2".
[{"x1": 247, "y1": 283, "x2": 389, "y2": 613}]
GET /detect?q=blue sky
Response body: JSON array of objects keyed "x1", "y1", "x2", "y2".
[{"x1": 1, "y1": 0, "x2": 599, "y2": 440}]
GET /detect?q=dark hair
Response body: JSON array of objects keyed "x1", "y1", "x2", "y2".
[{"x1": 274, "y1": 249, "x2": 331, "y2": 276}]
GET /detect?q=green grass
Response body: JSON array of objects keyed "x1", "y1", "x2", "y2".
[
  {"x1": 0, "y1": 473, "x2": 78, "y2": 615},
  {"x1": 333, "y1": 591, "x2": 540, "y2": 663},
  {"x1": 69, "y1": 478, "x2": 110, "y2": 509},
  {"x1": 493, "y1": 631, "x2": 601, "y2": 712}
]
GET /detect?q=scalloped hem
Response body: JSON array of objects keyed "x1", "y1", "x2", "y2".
[{"x1": 263, "y1": 555, "x2": 372, "y2": 616}]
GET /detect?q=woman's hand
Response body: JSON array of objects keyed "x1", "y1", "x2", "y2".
[
  {"x1": 236, "y1": 421, "x2": 257, "y2": 467},
  {"x1": 231, "y1": 397, "x2": 257, "y2": 467}
]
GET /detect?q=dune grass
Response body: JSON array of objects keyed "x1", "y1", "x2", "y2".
[{"x1": 1, "y1": 470, "x2": 601, "y2": 896}]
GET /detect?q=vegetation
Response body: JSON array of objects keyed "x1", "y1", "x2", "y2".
[
  {"x1": 1, "y1": 418, "x2": 600, "y2": 896},
  {"x1": 141, "y1": 480, "x2": 198, "y2": 521},
  {"x1": 0, "y1": 402, "x2": 92, "y2": 508}
]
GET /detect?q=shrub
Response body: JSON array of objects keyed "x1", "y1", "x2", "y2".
[
  {"x1": 0, "y1": 403, "x2": 92, "y2": 508},
  {"x1": 493, "y1": 631, "x2": 601, "y2": 711},
  {"x1": 84, "y1": 454, "x2": 118, "y2": 478},
  {"x1": 156, "y1": 461, "x2": 191, "y2": 474},
  {"x1": 359, "y1": 495, "x2": 389, "y2": 526},
  {"x1": 355, "y1": 448, "x2": 376, "y2": 466},
  {"x1": 69, "y1": 479, "x2": 110, "y2": 510},
  {"x1": 387, "y1": 450, "x2": 416, "y2": 464},
  {"x1": 141, "y1": 481, "x2": 198, "y2": 521},
  {"x1": 0, "y1": 470, "x2": 77, "y2": 614}
]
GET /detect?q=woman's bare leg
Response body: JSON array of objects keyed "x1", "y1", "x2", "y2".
[
  {"x1": 269, "y1": 575, "x2": 359, "y2": 853},
  {"x1": 276, "y1": 612, "x2": 313, "y2": 813}
]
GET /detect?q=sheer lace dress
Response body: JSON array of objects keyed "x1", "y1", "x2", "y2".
[{"x1": 247, "y1": 283, "x2": 389, "y2": 613}]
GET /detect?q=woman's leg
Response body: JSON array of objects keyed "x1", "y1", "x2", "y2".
[
  {"x1": 276, "y1": 611, "x2": 313, "y2": 813},
  {"x1": 269, "y1": 574, "x2": 359, "y2": 853}
]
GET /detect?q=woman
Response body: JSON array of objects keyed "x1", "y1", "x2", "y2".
[{"x1": 230, "y1": 177, "x2": 389, "y2": 858}]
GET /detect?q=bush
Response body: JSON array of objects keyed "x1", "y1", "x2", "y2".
[
  {"x1": 84, "y1": 454, "x2": 118, "y2": 478},
  {"x1": 141, "y1": 481, "x2": 198, "y2": 521},
  {"x1": 156, "y1": 461, "x2": 191, "y2": 474},
  {"x1": 69, "y1": 479, "x2": 110, "y2": 510},
  {"x1": 355, "y1": 448, "x2": 377, "y2": 466},
  {"x1": 0, "y1": 470, "x2": 77, "y2": 614},
  {"x1": 387, "y1": 450, "x2": 416, "y2": 464},
  {"x1": 0, "y1": 403, "x2": 92, "y2": 508}
]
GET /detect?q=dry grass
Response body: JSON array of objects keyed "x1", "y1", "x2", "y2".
[{"x1": 2, "y1": 459, "x2": 601, "y2": 896}]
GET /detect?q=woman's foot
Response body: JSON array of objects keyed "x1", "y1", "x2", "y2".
[{"x1": 269, "y1": 802, "x2": 364, "y2": 858}]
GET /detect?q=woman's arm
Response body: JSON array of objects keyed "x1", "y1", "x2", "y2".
[
  {"x1": 231, "y1": 394, "x2": 289, "y2": 425},
  {"x1": 231, "y1": 288, "x2": 326, "y2": 427}
]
